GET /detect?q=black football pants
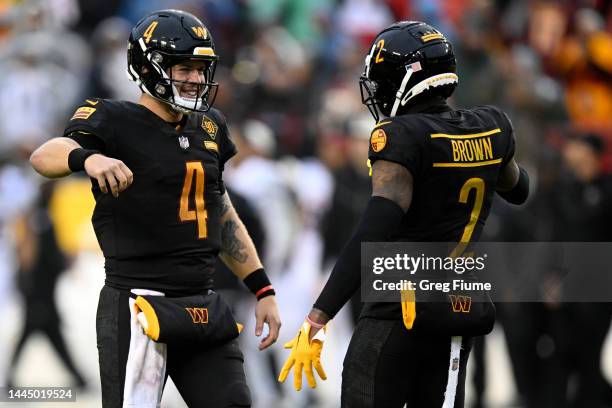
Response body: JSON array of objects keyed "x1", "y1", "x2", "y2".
[
  {"x1": 96, "y1": 285, "x2": 251, "y2": 407},
  {"x1": 342, "y1": 317, "x2": 472, "y2": 408}
]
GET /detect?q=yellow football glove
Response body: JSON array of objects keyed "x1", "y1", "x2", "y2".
[{"x1": 278, "y1": 321, "x2": 327, "y2": 391}]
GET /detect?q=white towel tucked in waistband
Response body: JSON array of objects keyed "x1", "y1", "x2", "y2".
[{"x1": 123, "y1": 289, "x2": 167, "y2": 408}]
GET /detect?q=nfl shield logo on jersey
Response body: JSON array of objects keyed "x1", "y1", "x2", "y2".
[{"x1": 179, "y1": 136, "x2": 190, "y2": 149}]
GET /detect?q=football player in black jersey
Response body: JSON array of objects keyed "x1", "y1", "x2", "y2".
[
  {"x1": 30, "y1": 10, "x2": 280, "y2": 408},
  {"x1": 279, "y1": 22, "x2": 529, "y2": 407}
]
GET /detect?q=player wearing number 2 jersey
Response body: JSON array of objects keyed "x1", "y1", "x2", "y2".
[
  {"x1": 278, "y1": 21, "x2": 529, "y2": 407},
  {"x1": 30, "y1": 10, "x2": 280, "y2": 408}
]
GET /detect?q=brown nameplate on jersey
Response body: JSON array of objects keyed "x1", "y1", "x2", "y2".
[
  {"x1": 370, "y1": 128, "x2": 387, "y2": 152},
  {"x1": 202, "y1": 117, "x2": 218, "y2": 139},
  {"x1": 71, "y1": 106, "x2": 96, "y2": 120},
  {"x1": 431, "y1": 128, "x2": 502, "y2": 167}
]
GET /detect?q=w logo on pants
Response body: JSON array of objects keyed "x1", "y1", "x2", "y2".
[
  {"x1": 186, "y1": 307, "x2": 209, "y2": 324},
  {"x1": 449, "y1": 295, "x2": 472, "y2": 313}
]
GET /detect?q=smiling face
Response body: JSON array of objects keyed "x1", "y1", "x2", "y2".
[{"x1": 169, "y1": 60, "x2": 209, "y2": 101}]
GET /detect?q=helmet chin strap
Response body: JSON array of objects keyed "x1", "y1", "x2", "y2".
[
  {"x1": 169, "y1": 103, "x2": 190, "y2": 115},
  {"x1": 390, "y1": 66, "x2": 415, "y2": 117},
  {"x1": 171, "y1": 83, "x2": 203, "y2": 113}
]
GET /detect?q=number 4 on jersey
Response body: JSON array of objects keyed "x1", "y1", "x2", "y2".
[{"x1": 179, "y1": 161, "x2": 208, "y2": 239}]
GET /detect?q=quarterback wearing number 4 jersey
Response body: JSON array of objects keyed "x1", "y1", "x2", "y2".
[
  {"x1": 64, "y1": 99, "x2": 236, "y2": 293},
  {"x1": 279, "y1": 21, "x2": 529, "y2": 407},
  {"x1": 30, "y1": 10, "x2": 281, "y2": 408}
]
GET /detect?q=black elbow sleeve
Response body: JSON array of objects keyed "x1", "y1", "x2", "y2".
[{"x1": 498, "y1": 166, "x2": 529, "y2": 205}]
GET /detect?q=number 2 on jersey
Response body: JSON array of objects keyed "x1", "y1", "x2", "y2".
[
  {"x1": 402, "y1": 177, "x2": 486, "y2": 330},
  {"x1": 450, "y1": 177, "x2": 485, "y2": 258},
  {"x1": 179, "y1": 161, "x2": 208, "y2": 239}
]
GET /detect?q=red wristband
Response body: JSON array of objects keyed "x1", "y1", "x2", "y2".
[
  {"x1": 243, "y1": 268, "x2": 275, "y2": 299},
  {"x1": 255, "y1": 285, "x2": 274, "y2": 299}
]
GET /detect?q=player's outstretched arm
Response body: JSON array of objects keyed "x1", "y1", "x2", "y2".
[
  {"x1": 310, "y1": 159, "x2": 412, "y2": 326},
  {"x1": 30, "y1": 137, "x2": 81, "y2": 178},
  {"x1": 279, "y1": 159, "x2": 412, "y2": 391},
  {"x1": 218, "y1": 192, "x2": 281, "y2": 350},
  {"x1": 30, "y1": 137, "x2": 133, "y2": 197},
  {"x1": 495, "y1": 157, "x2": 529, "y2": 204}
]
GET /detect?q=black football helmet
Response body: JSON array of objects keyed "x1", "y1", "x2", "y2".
[
  {"x1": 127, "y1": 9, "x2": 219, "y2": 113},
  {"x1": 359, "y1": 21, "x2": 458, "y2": 122}
]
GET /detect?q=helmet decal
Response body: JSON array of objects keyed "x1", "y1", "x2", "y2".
[
  {"x1": 374, "y1": 39, "x2": 385, "y2": 64},
  {"x1": 143, "y1": 21, "x2": 158, "y2": 44},
  {"x1": 191, "y1": 26, "x2": 207, "y2": 39},
  {"x1": 420, "y1": 33, "x2": 444, "y2": 42}
]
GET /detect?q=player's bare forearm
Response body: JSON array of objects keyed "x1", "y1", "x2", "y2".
[
  {"x1": 30, "y1": 137, "x2": 134, "y2": 197},
  {"x1": 219, "y1": 192, "x2": 279, "y2": 349},
  {"x1": 371, "y1": 160, "x2": 413, "y2": 211},
  {"x1": 30, "y1": 137, "x2": 81, "y2": 178},
  {"x1": 218, "y1": 192, "x2": 263, "y2": 279}
]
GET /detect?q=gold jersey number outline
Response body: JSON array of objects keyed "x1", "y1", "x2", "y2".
[
  {"x1": 401, "y1": 177, "x2": 485, "y2": 329},
  {"x1": 179, "y1": 161, "x2": 208, "y2": 239}
]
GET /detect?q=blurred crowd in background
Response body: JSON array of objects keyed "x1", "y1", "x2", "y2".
[{"x1": 0, "y1": 0, "x2": 611, "y2": 407}]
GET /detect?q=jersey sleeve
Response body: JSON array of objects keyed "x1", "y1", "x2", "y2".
[
  {"x1": 368, "y1": 119, "x2": 425, "y2": 177},
  {"x1": 206, "y1": 109, "x2": 237, "y2": 194},
  {"x1": 499, "y1": 110, "x2": 516, "y2": 168},
  {"x1": 481, "y1": 105, "x2": 516, "y2": 168},
  {"x1": 216, "y1": 112, "x2": 238, "y2": 167},
  {"x1": 63, "y1": 99, "x2": 112, "y2": 153}
]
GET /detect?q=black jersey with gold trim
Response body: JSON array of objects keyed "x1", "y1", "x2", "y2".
[
  {"x1": 363, "y1": 104, "x2": 514, "y2": 319},
  {"x1": 64, "y1": 99, "x2": 236, "y2": 294}
]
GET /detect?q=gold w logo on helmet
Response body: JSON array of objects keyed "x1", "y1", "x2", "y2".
[{"x1": 191, "y1": 26, "x2": 207, "y2": 39}]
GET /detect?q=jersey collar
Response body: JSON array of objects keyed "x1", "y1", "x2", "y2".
[{"x1": 403, "y1": 96, "x2": 452, "y2": 114}]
